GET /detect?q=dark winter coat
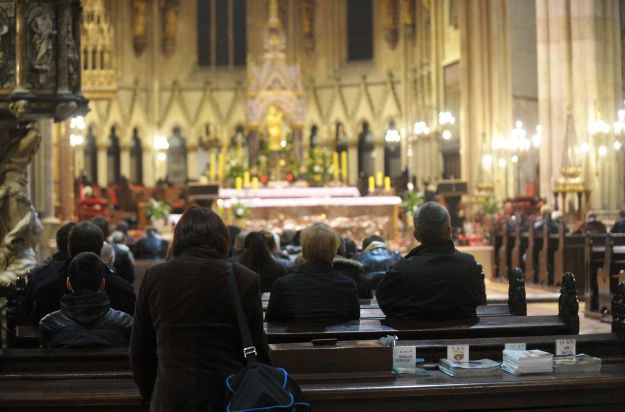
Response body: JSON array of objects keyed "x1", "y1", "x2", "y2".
[
  {"x1": 129, "y1": 246, "x2": 270, "y2": 412},
  {"x1": 353, "y1": 246, "x2": 402, "y2": 274},
  {"x1": 39, "y1": 290, "x2": 133, "y2": 348},
  {"x1": 266, "y1": 262, "x2": 360, "y2": 322},
  {"x1": 377, "y1": 240, "x2": 483, "y2": 320},
  {"x1": 333, "y1": 256, "x2": 372, "y2": 299}
]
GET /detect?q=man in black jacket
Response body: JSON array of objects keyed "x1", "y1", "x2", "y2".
[
  {"x1": 377, "y1": 201, "x2": 483, "y2": 320},
  {"x1": 25, "y1": 222, "x2": 76, "y2": 316},
  {"x1": 39, "y1": 252, "x2": 133, "y2": 348},
  {"x1": 31, "y1": 222, "x2": 136, "y2": 323},
  {"x1": 92, "y1": 216, "x2": 135, "y2": 283}
]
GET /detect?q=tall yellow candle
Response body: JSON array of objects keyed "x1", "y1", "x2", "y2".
[
  {"x1": 341, "y1": 151, "x2": 348, "y2": 182},
  {"x1": 243, "y1": 171, "x2": 250, "y2": 188},
  {"x1": 252, "y1": 176, "x2": 259, "y2": 190},
  {"x1": 235, "y1": 176, "x2": 243, "y2": 192},
  {"x1": 376, "y1": 171, "x2": 383, "y2": 187},
  {"x1": 368, "y1": 176, "x2": 375, "y2": 192},
  {"x1": 384, "y1": 176, "x2": 391, "y2": 190},
  {"x1": 217, "y1": 152, "x2": 225, "y2": 181},
  {"x1": 332, "y1": 152, "x2": 340, "y2": 180},
  {"x1": 209, "y1": 152, "x2": 216, "y2": 181}
]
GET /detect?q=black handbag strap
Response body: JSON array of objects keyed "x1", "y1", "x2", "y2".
[{"x1": 226, "y1": 264, "x2": 258, "y2": 365}]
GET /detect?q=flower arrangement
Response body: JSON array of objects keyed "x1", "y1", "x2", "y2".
[
  {"x1": 402, "y1": 189, "x2": 424, "y2": 218},
  {"x1": 305, "y1": 146, "x2": 334, "y2": 186},
  {"x1": 232, "y1": 200, "x2": 250, "y2": 219},
  {"x1": 144, "y1": 198, "x2": 171, "y2": 222},
  {"x1": 479, "y1": 195, "x2": 501, "y2": 216},
  {"x1": 225, "y1": 151, "x2": 246, "y2": 183}
]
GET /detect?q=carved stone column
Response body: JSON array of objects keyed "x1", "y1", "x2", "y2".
[
  {"x1": 187, "y1": 144, "x2": 198, "y2": 180},
  {"x1": 120, "y1": 143, "x2": 131, "y2": 179},
  {"x1": 0, "y1": 1, "x2": 87, "y2": 285}
]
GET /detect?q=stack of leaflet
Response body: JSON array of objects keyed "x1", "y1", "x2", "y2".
[
  {"x1": 502, "y1": 349, "x2": 553, "y2": 375},
  {"x1": 439, "y1": 358, "x2": 501, "y2": 377},
  {"x1": 554, "y1": 354, "x2": 602, "y2": 373}
]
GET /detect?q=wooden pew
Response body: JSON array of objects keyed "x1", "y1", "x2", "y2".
[
  {"x1": 510, "y1": 224, "x2": 524, "y2": 273},
  {"x1": 584, "y1": 233, "x2": 606, "y2": 315},
  {"x1": 597, "y1": 233, "x2": 625, "y2": 315},
  {"x1": 537, "y1": 223, "x2": 560, "y2": 286},
  {"x1": 524, "y1": 220, "x2": 536, "y2": 283},
  {"x1": 553, "y1": 229, "x2": 585, "y2": 290}
]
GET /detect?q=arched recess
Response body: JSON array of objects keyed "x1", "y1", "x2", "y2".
[
  {"x1": 309, "y1": 125, "x2": 319, "y2": 148},
  {"x1": 130, "y1": 128, "x2": 143, "y2": 185},
  {"x1": 167, "y1": 126, "x2": 188, "y2": 184},
  {"x1": 107, "y1": 126, "x2": 121, "y2": 184},
  {"x1": 357, "y1": 121, "x2": 375, "y2": 178},
  {"x1": 84, "y1": 125, "x2": 98, "y2": 184},
  {"x1": 384, "y1": 120, "x2": 402, "y2": 178},
  {"x1": 335, "y1": 121, "x2": 348, "y2": 153}
]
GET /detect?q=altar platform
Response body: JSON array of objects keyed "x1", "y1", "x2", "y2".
[{"x1": 176, "y1": 186, "x2": 403, "y2": 245}]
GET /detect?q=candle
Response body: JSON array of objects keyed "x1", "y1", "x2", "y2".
[
  {"x1": 235, "y1": 176, "x2": 243, "y2": 192},
  {"x1": 384, "y1": 176, "x2": 391, "y2": 190},
  {"x1": 243, "y1": 171, "x2": 250, "y2": 188},
  {"x1": 217, "y1": 152, "x2": 225, "y2": 181},
  {"x1": 209, "y1": 152, "x2": 216, "y2": 181},
  {"x1": 341, "y1": 151, "x2": 348, "y2": 182},
  {"x1": 376, "y1": 171, "x2": 383, "y2": 187},
  {"x1": 332, "y1": 152, "x2": 340, "y2": 180},
  {"x1": 368, "y1": 176, "x2": 375, "y2": 192},
  {"x1": 252, "y1": 176, "x2": 259, "y2": 190}
]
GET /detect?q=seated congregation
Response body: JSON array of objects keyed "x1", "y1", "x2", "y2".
[{"x1": 4, "y1": 201, "x2": 585, "y2": 410}]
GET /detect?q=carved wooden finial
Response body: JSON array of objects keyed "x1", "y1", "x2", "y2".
[
  {"x1": 508, "y1": 267, "x2": 527, "y2": 316},
  {"x1": 612, "y1": 281, "x2": 625, "y2": 334},
  {"x1": 558, "y1": 272, "x2": 580, "y2": 334}
]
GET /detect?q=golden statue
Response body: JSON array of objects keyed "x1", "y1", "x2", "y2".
[{"x1": 265, "y1": 105, "x2": 284, "y2": 152}]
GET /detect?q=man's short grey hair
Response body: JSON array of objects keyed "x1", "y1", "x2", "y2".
[{"x1": 413, "y1": 201, "x2": 451, "y2": 244}]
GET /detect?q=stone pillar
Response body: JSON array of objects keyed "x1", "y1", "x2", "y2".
[
  {"x1": 187, "y1": 145, "x2": 198, "y2": 180},
  {"x1": 57, "y1": 121, "x2": 75, "y2": 222},
  {"x1": 120, "y1": 144, "x2": 131, "y2": 179},
  {"x1": 348, "y1": 142, "x2": 358, "y2": 185},
  {"x1": 458, "y1": 0, "x2": 513, "y2": 196},
  {"x1": 142, "y1": 147, "x2": 155, "y2": 187},
  {"x1": 537, "y1": 0, "x2": 623, "y2": 209},
  {"x1": 97, "y1": 143, "x2": 107, "y2": 187}
]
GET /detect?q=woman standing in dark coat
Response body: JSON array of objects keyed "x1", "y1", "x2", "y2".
[
  {"x1": 239, "y1": 231, "x2": 287, "y2": 292},
  {"x1": 130, "y1": 206, "x2": 270, "y2": 411}
]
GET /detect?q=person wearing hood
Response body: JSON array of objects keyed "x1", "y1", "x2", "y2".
[
  {"x1": 377, "y1": 201, "x2": 483, "y2": 320},
  {"x1": 353, "y1": 235, "x2": 401, "y2": 274},
  {"x1": 333, "y1": 237, "x2": 372, "y2": 299},
  {"x1": 39, "y1": 252, "x2": 133, "y2": 348}
]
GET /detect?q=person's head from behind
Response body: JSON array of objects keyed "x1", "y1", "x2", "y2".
[
  {"x1": 587, "y1": 211, "x2": 598, "y2": 222},
  {"x1": 145, "y1": 227, "x2": 158, "y2": 237},
  {"x1": 68, "y1": 222, "x2": 104, "y2": 258},
  {"x1": 262, "y1": 231, "x2": 278, "y2": 253},
  {"x1": 413, "y1": 201, "x2": 451, "y2": 245},
  {"x1": 56, "y1": 222, "x2": 76, "y2": 258},
  {"x1": 115, "y1": 221, "x2": 129, "y2": 235},
  {"x1": 240, "y1": 232, "x2": 273, "y2": 268},
  {"x1": 301, "y1": 223, "x2": 339, "y2": 265},
  {"x1": 110, "y1": 231, "x2": 125, "y2": 245},
  {"x1": 100, "y1": 243, "x2": 115, "y2": 265},
  {"x1": 171, "y1": 205, "x2": 230, "y2": 258},
  {"x1": 342, "y1": 237, "x2": 357, "y2": 258},
  {"x1": 539, "y1": 204, "x2": 553, "y2": 218},
  {"x1": 619, "y1": 210, "x2": 625, "y2": 219},
  {"x1": 66, "y1": 252, "x2": 106, "y2": 293},
  {"x1": 362, "y1": 235, "x2": 385, "y2": 251},
  {"x1": 91, "y1": 216, "x2": 110, "y2": 238},
  {"x1": 233, "y1": 230, "x2": 249, "y2": 254}
]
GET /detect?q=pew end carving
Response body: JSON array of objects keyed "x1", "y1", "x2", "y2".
[
  {"x1": 558, "y1": 272, "x2": 580, "y2": 334},
  {"x1": 0, "y1": 278, "x2": 25, "y2": 348},
  {"x1": 613, "y1": 281, "x2": 625, "y2": 334},
  {"x1": 508, "y1": 267, "x2": 527, "y2": 316}
]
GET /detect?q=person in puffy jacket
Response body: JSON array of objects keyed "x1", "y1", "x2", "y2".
[{"x1": 39, "y1": 252, "x2": 133, "y2": 348}]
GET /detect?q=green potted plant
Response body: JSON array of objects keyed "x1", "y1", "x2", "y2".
[{"x1": 144, "y1": 198, "x2": 171, "y2": 230}]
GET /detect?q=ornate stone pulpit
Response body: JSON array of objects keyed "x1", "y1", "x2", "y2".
[{"x1": 0, "y1": 0, "x2": 87, "y2": 284}]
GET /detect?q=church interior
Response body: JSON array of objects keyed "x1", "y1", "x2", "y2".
[{"x1": 2, "y1": 0, "x2": 625, "y2": 410}]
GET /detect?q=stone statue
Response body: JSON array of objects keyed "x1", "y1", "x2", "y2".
[
  {"x1": 265, "y1": 105, "x2": 284, "y2": 152},
  {"x1": 67, "y1": 23, "x2": 79, "y2": 91},
  {"x1": 507, "y1": 267, "x2": 527, "y2": 316},
  {"x1": 161, "y1": 0, "x2": 180, "y2": 56},
  {"x1": 31, "y1": 11, "x2": 55, "y2": 70},
  {"x1": 0, "y1": 16, "x2": 8, "y2": 68},
  {"x1": 132, "y1": 0, "x2": 148, "y2": 56},
  {"x1": 0, "y1": 129, "x2": 43, "y2": 285}
]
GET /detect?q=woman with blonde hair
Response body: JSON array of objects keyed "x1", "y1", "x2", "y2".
[{"x1": 266, "y1": 222, "x2": 359, "y2": 322}]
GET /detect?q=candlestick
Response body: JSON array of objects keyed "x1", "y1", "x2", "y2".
[
  {"x1": 368, "y1": 176, "x2": 375, "y2": 192},
  {"x1": 252, "y1": 177, "x2": 259, "y2": 190},
  {"x1": 235, "y1": 176, "x2": 243, "y2": 192},
  {"x1": 217, "y1": 152, "x2": 225, "y2": 181},
  {"x1": 243, "y1": 171, "x2": 250, "y2": 188},
  {"x1": 376, "y1": 171, "x2": 383, "y2": 187},
  {"x1": 332, "y1": 152, "x2": 340, "y2": 180},
  {"x1": 341, "y1": 151, "x2": 348, "y2": 182},
  {"x1": 209, "y1": 152, "x2": 216, "y2": 181},
  {"x1": 384, "y1": 176, "x2": 391, "y2": 190}
]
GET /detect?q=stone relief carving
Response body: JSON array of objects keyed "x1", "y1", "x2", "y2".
[
  {"x1": 28, "y1": 4, "x2": 56, "y2": 88},
  {"x1": 300, "y1": 0, "x2": 314, "y2": 54},
  {"x1": 161, "y1": 0, "x2": 180, "y2": 57},
  {"x1": 0, "y1": 3, "x2": 15, "y2": 88},
  {"x1": 0, "y1": 127, "x2": 43, "y2": 285},
  {"x1": 67, "y1": 18, "x2": 79, "y2": 91},
  {"x1": 132, "y1": 0, "x2": 148, "y2": 56},
  {"x1": 383, "y1": 0, "x2": 399, "y2": 49}
]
